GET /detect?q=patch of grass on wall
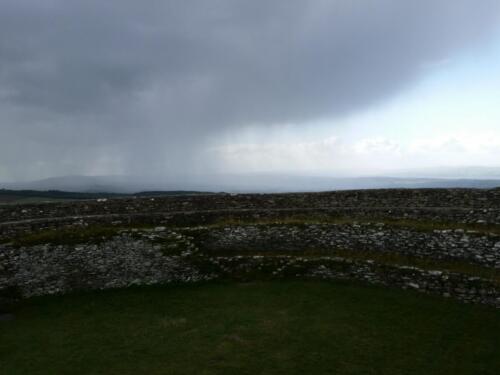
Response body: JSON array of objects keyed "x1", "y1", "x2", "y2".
[
  {"x1": 0, "y1": 237, "x2": 12, "y2": 245},
  {"x1": 327, "y1": 248, "x2": 500, "y2": 283},
  {"x1": 198, "y1": 246, "x2": 500, "y2": 284},
  {"x1": 9, "y1": 226, "x2": 122, "y2": 247}
]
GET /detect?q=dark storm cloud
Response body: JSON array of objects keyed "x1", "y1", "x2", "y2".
[{"x1": 1, "y1": 0, "x2": 499, "y2": 180}]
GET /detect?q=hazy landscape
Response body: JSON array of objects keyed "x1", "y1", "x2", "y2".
[{"x1": 2, "y1": 168, "x2": 500, "y2": 195}]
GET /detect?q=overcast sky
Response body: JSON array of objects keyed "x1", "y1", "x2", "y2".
[{"x1": 1, "y1": 1, "x2": 500, "y2": 182}]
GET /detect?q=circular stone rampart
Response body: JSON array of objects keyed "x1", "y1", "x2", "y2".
[{"x1": 1, "y1": 189, "x2": 499, "y2": 307}]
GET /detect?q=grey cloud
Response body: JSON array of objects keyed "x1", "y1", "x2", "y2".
[{"x1": 0, "y1": 0, "x2": 499, "y2": 180}]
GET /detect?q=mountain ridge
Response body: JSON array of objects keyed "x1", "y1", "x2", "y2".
[{"x1": 2, "y1": 172, "x2": 500, "y2": 194}]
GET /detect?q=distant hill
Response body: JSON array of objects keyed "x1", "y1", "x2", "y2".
[
  {"x1": 0, "y1": 189, "x2": 120, "y2": 203},
  {"x1": 0, "y1": 189, "x2": 215, "y2": 204},
  {"x1": 2, "y1": 173, "x2": 500, "y2": 194},
  {"x1": 0, "y1": 175, "x2": 142, "y2": 194}
]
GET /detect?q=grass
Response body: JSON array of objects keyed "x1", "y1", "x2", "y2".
[
  {"x1": 4, "y1": 214, "x2": 500, "y2": 247},
  {"x1": 8, "y1": 226, "x2": 122, "y2": 247},
  {"x1": 1, "y1": 281, "x2": 499, "y2": 375}
]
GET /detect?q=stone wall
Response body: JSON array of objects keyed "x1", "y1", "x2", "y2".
[
  {"x1": 1, "y1": 224, "x2": 499, "y2": 307},
  {"x1": 210, "y1": 256, "x2": 500, "y2": 307},
  {"x1": 198, "y1": 223, "x2": 500, "y2": 268},
  {"x1": 2, "y1": 206, "x2": 500, "y2": 241},
  {"x1": 1, "y1": 188, "x2": 500, "y2": 308},
  {"x1": 1, "y1": 188, "x2": 500, "y2": 223},
  {"x1": 0, "y1": 229, "x2": 208, "y2": 298}
]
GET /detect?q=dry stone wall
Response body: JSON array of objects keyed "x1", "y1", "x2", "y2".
[
  {"x1": 1, "y1": 188, "x2": 500, "y2": 308},
  {"x1": 2, "y1": 206, "x2": 500, "y2": 241},
  {"x1": 1, "y1": 188, "x2": 500, "y2": 222},
  {"x1": 0, "y1": 229, "x2": 208, "y2": 298},
  {"x1": 199, "y1": 224, "x2": 500, "y2": 268},
  {"x1": 1, "y1": 225, "x2": 499, "y2": 307}
]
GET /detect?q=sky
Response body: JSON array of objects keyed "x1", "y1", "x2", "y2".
[{"x1": 1, "y1": 1, "x2": 500, "y2": 182}]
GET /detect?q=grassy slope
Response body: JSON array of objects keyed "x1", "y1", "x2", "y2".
[{"x1": 1, "y1": 281, "x2": 499, "y2": 375}]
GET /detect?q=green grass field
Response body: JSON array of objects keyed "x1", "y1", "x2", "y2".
[{"x1": 1, "y1": 281, "x2": 499, "y2": 375}]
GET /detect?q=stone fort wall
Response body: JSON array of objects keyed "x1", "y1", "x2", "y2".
[{"x1": 1, "y1": 188, "x2": 500, "y2": 308}]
